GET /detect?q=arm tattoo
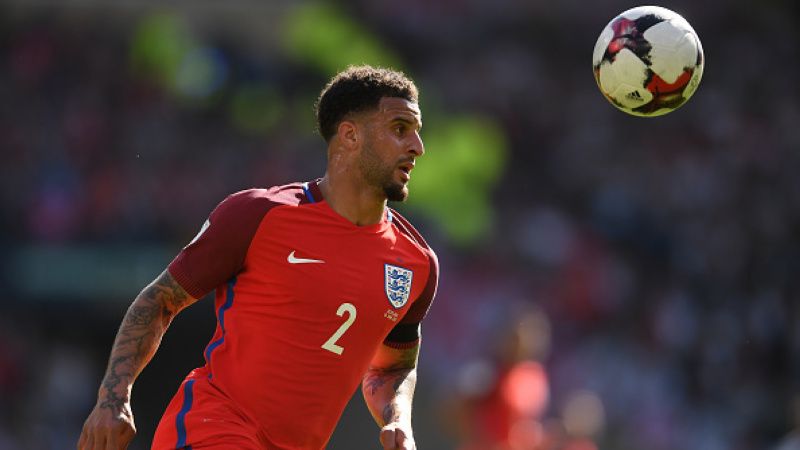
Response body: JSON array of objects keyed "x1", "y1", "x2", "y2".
[
  {"x1": 362, "y1": 345, "x2": 420, "y2": 426},
  {"x1": 364, "y1": 373, "x2": 389, "y2": 396},
  {"x1": 98, "y1": 271, "x2": 194, "y2": 413},
  {"x1": 363, "y1": 366, "x2": 411, "y2": 396},
  {"x1": 363, "y1": 346, "x2": 418, "y2": 390},
  {"x1": 382, "y1": 404, "x2": 395, "y2": 425},
  {"x1": 125, "y1": 303, "x2": 160, "y2": 326},
  {"x1": 143, "y1": 271, "x2": 193, "y2": 316}
]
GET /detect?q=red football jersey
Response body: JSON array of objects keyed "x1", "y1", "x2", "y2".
[{"x1": 164, "y1": 180, "x2": 438, "y2": 449}]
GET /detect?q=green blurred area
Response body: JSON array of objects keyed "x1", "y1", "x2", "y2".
[
  {"x1": 282, "y1": 2, "x2": 402, "y2": 76},
  {"x1": 409, "y1": 116, "x2": 508, "y2": 245},
  {"x1": 230, "y1": 84, "x2": 285, "y2": 134},
  {"x1": 130, "y1": 13, "x2": 194, "y2": 88}
]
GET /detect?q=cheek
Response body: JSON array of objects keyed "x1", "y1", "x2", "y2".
[
  {"x1": 370, "y1": 134, "x2": 403, "y2": 157},
  {"x1": 371, "y1": 132, "x2": 393, "y2": 147}
]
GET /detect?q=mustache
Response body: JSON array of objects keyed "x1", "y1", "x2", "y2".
[{"x1": 397, "y1": 157, "x2": 415, "y2": 165}]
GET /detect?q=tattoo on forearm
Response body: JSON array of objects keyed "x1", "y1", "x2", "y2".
[
  {"x1": 99, "y1": 271, "x2": 192, "y2": 413},
  {"x1": 363, "y1": 369, "x2": 412, "y2": 396},
  {"x1": 383, "y1": 403, "x2": 395, "y2": 425},
  {"x1": 125, "y1": 303, "x2": 161, "y2": 326},
  {"x1": 99, "y1": 383, "x2": 127, "y2": 416},
  {"x1": 363, "y1": 346, "x2": 419, "y2": 396},
  {"x1": 364, "y1": 374, "x2": 389, "y2": 395},
  {"x1": 144, "y1": 271, "x2": 193, "y2": 315}
]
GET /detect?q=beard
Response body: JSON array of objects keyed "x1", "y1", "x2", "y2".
[
  {"x1": 359, "y1": 140, "x2": 409, "y2": 202},
  {"x1": 383, "y1": 182, "x2": 407, "y2": 202}
]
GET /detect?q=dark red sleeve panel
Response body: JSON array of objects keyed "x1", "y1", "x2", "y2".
[
  {"x1": 402, "y1": 249, "x2": 439, "y2": 325},
  {"x1": 382, "y1": 209, "x2": 440, "y2": 348},
  {"x1": 383, "y1": 218, "x2": 439, "y2": 349},
  {"x1": 388, "y1": 209, "x2": 439, "y2": 327},
  {"x1": 168, "y1": 189, "x2": 277, "y2": 299},
  {"x1": 383, "y1": 250, "x2": 439, "y2": 348}
]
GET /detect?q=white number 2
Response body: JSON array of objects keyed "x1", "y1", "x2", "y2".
[{"x1": 321, "y1": 302, "x2": 357, "y2": 355}]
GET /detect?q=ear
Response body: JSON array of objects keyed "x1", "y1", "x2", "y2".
[{"x1": 336, "y1": 119, "x2": 360, "y2": 151}]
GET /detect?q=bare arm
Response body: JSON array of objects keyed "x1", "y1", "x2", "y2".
[
  {"x1": 362, "y1": 343, "x2": 420, "y2": 450},
  {"x1": 78, "y1": 270, "x2": 197, "y2": 450}
]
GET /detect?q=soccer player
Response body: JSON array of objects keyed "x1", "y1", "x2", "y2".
[
  {"x1": 77, "y1": 65, "x2": 438, "y2": 450},
  {"x1": 446, "y1": 307, "x2": 551, "y2": 450}
]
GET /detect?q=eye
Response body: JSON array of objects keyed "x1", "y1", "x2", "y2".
[{"x1": 394, "y1": 125, "x2": 406, "y2": 136}]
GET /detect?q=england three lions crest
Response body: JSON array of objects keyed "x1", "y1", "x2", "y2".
[{"x1": 385, "y1": 264, "x2": 413, "y2": 309}]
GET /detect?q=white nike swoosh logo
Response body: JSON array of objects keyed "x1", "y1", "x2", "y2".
[{"x1": 287, "y1": 251, "x2": 325, "y2": 264}]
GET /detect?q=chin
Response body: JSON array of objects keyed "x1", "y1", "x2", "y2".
[{"x1": 384, "y1": 183, "x2": 408, "y2": 202}]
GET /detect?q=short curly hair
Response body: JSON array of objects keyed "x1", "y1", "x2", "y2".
[{"x1": 315, "y1": 65, "x2": 419, "y2": 142}]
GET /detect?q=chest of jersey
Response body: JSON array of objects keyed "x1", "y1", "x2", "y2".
[{"x1": 233, "y1": 202, "x2": 429, "y2": 358}]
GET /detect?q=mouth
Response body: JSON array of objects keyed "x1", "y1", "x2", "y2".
[{"x1": 397, "y1": 161, "x2": 414, "y2": 182}]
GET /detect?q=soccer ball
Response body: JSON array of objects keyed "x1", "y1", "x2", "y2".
[{"x1": 592, "y1": 6, "x2": 704, "y2": 117}]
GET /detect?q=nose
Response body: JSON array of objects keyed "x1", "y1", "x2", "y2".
[{"x1": 409, "y1": 132, "x2": 425, "y2": 157}]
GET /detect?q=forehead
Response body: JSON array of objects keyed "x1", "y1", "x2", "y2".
[{"x1": 376, "y1": 97, "x2": 421, "y2": 121}]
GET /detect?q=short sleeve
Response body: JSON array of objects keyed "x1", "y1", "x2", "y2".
[{"x1": 167, "y1": 189, "x2": 277, "y2": 298}]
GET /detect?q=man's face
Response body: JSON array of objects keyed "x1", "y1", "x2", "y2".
[{"x1": 357, "y1": 97, "x2": 424, "y2": 202}]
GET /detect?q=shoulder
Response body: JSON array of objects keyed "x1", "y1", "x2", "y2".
[
  {"x1": 390, "y1": 208, "x2": 438, "y2": 267},
  {"x1": 214, "y1": 183, "x2": 311, "y2": 218},
  {"x1": 390, "y1": 208, "x2": 433, "y2": 251},
  {"x1": 223, "y1": 183, "x2": 310, "y2": 209}
]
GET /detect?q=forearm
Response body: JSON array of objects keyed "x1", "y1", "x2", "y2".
[
  {"x1": 97, "y1": 271, "x2": 193, "y2": 412},
  {"x1": 98, "y1": 298, "x2": 169, "y2": 412},
  {"x1": 362, "y1": 344, "x2": 420, "y2": 427},
  {"x1": 363, "y1": 366, "x2": 417, "y2": 427}
]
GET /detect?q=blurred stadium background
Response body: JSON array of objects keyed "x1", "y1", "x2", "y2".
[{"x1": 0, "y1": 0, "x2": 798, "y2": 449}]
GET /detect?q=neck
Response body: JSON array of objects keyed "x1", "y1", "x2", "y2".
[{"x1": 318, "y1": 171, "x2": 387, "y2": 227}]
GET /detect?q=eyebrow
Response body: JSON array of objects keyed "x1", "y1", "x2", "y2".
[{"x1": 391, "y1": 116, "x2": 422, "y2": 129}]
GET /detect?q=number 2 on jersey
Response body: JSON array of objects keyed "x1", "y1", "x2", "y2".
[{"x1": 321, "y1": 302, "x2": 357, "y2": 355}]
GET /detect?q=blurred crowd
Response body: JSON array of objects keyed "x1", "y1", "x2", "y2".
[{"x1": 1, "y1": 1, "x2": 798, "y2": 449}]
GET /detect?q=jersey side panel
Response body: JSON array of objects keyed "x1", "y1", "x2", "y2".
[{"x1": 386, "y1": 209, "x2": 439, "y2": 329}]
